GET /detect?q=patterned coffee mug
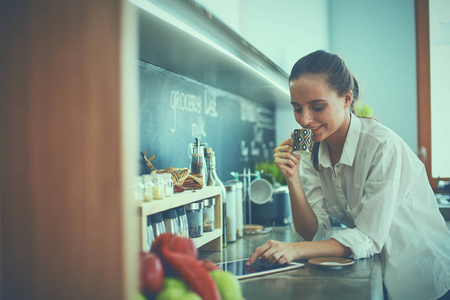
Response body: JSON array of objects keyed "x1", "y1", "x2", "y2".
[{"x1": 293, "y1": 129, "x2": 312, "y2": 155}]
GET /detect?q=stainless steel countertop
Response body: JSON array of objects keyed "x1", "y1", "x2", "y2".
[{"x1": 199, "y1": 227, "x2": 384, "y2": 300}]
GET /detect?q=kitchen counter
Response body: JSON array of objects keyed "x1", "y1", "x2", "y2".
[{"x1": 199, "y1": 227, "x2": 383, "y2": 300}]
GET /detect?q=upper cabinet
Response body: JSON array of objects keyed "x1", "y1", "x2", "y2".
[{"x1": 130, "y1": 0, "x2": 290, "y2": 106}]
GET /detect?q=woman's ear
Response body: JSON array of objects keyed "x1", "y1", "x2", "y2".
[{"x1": 344, "y1": 91, "x2": 353, "y2": 109}]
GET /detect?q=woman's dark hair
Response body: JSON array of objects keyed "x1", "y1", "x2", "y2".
[{"x1": 289, "y1": 50, "x2": 360, "y2": 171}]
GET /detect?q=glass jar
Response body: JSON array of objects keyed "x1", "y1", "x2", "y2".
[
  {"x1": 142, "y1": 174, "x2": 154, "y2": 202},
  {"x1": 147, "y1": 215, "x2": 155, "y2": 251},
  {"x1": 189, "y1": 137, "x2": 206, "y2": 186},
  {"x1": 163, "y1": 208, "x2": 179, "y2": 235},
  {"x1": 164, "y1": 173, "x2": 174, "y2": 197},
  {"x1": 185, "y1": 201, "x2": 204, "y2": 238},
  {"x1": 150, "y1": 212, "x2": 166, "y2": 238},
  {"x1": 176, "y1": 206, "x2": 189, "y2": 238},
  {"x1": 203, "y1": 198, "x2": 215, "y2": 232},
  {"x1": 151, "y1": 173, "x2": 166, "y2": 199},
  {"x1": 133, "y1": 176, "x2": 145, "y2": 202}
]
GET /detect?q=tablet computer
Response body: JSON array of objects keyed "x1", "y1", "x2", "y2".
[{"x1": 216, "y1": 258, "x2": 304, "y2": 279}]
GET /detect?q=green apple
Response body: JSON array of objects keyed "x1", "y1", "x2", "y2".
[
  {"x1": 163, "y1": 277, "x2": 188, "y2": 290},
  {"x1": 210, "y1": 270, "x2": 243, "y2": 300},
  {"x1": 156, "y1": 277, "x2": 201, "y2": 300}
]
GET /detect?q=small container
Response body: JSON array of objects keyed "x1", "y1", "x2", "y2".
[
  {"x1": 234, "y1": 181, "x2": 244, "y2": 238},
  {"x1": 133, "y1": 176, "x2": 145, "y2": 202},
  {"x1": 151, "y1": 173, "x2": 166, "y2": 199},
  {"x1": 225, "y1": 184, "x2": 237, "y2": 243},
  {"x1": 164, "y1": 173, "x2": 174, "y2": 197},
  {"x1": 203, "y1": 198, "x2": 215, "y2": 232},
  {"x1": 176, "y1": 206, "x2": 189, "y2": 238},
  {"x1": 185, "y1": 201, "x2": 204, "y2": 238},
  {"x1": 163, "y1": 209, "x2": 179, "y2": 235},
  {"x1": 142, "y1": 174, "x2": 154, "y2": 202},
  {"x1": 147, "y1": 216, "x2": 155, "y2": 251},
  {"x1": 150, "y1": 212, "x2": 166, "y2": 238}
]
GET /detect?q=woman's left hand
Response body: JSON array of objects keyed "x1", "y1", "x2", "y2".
[{"x1": 246, "y1": 240, "x2": 299, "y2": 266}]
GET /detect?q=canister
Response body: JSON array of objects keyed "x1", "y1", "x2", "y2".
[
  {"x1": 163, "y1": 208, "x2": 179, "y2": 235},
  {"x1": 176, "y1": 206, "x2": 189, "y2": 238},
  {"x1": 203, "y1": 198, "x2": 215, "y2": 232},
  {"x1": 185, "y1": 201, "x2": 204, "y2": 238},
  {"x1": 234, "y1": 181, "x2": 244, "y2": 238},
  {"x1": 150, "y1": 212, "x2": 166, "y2": 238},
  {"x1": 225, "y1": 184, "x2": 236, "y2": 242}
]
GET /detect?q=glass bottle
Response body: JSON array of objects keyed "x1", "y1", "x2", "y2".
[
  {"x1": 176, "y1": 206, "x2": 189, "y2": 238},
  {"x1": 150, "y1": 212, "x2": 166, "y2": 238},
  {"x1": 206, "y1": 148, "x2": 227, "y2": 247},
  {"x1": 164, "y1": 173, "x2": 174, "y2": 197},
  {"x1": 162, "y1": 208, "x2": 179, "y2": 235}
]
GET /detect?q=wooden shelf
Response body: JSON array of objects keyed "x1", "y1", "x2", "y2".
[
  {"x1": 139, "y1": 186, "x2": 222, "y2": 216},
  {"x1": 140, "y1": 186, "x2": 223, "y2": 251}
]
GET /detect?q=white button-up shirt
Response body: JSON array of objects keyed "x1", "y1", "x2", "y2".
[{"x1": 298, "y1": 115, "x2": 450, "y2": 300}]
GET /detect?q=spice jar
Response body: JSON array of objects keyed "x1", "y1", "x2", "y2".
[
  {"x1": 147, "y1": 216, "x2": 155, "y2": 251},
  {"x1": 142, "y1": 174, "x2": 154, "y2": 202},
  {"x1": 164, "y1": 173, "x2": 174, "y2": 197},
  {"x1": 150, "y1": 212, "x2": 166, "y2": 238},
  {"x1": 203, "y1": 198, "x2": 215, "y2": 232},
  {"x1": 151, "y1": 173, "x2": 166, "y2": 199},
  {"x1": 133, "y1": 176, "x2": 145, "y2": 202},
  {"x1": 163, "y1": 209, "x2": 179, "y2": 235},
  {"x1": 185, "y1": 201, "x2": 204, "y2": 238},
  {"x1": 176, "y1": 206, "x2": 189, "y2": 238}
]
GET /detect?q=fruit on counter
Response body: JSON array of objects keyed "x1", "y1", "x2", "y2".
[
  {"x1": 199, "y1": 259, "x2": 221, "y2": 272},
  {"x1": 210, "y1": 270, "x2": 243, "y2": 300},
  {"x1": 150, "y1": 233, "x2": 221, "y2": 300},
  {"x1": 156, "y1": 277, "x2": 201, "y2": 300},
  {"x1": 140, "y1": 251, "x2": 164, "y2": 294},
  {"x1": 151, "y1": 233, "x2": 198, "y2": 260},
  {"x1": 135, "y1": 292, "x2": 148, "y2": 300}
]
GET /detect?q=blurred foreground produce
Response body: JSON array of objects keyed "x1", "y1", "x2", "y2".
[{"x1": 139, "y1": 233, "x2": 242, "y2": 300}]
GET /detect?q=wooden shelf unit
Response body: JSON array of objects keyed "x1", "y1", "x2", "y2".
[{"x1": 140, "y1": 186, "x2": 223, "y2": 251}]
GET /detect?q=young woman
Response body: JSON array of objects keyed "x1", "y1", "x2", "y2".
[{"x1": 246, "y1": 50, "x2": 450, "y2": 300}]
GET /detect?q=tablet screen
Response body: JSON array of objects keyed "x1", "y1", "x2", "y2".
[{"x1": 216, "y1": 258, "x2": 304, "y2": 279}]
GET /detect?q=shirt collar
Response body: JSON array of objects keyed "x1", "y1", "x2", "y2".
[{"x1": 318, "y1": 114, "x2": 361, "y2": 168}]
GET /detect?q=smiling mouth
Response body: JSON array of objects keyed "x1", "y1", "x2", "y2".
[{"x1": 309, "y1": 124, "x2": 324, "y2": 134}]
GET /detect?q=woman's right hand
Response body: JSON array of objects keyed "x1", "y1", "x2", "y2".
[{"x1": 273, "y1": 134, "x2": 301, "y2": 181}]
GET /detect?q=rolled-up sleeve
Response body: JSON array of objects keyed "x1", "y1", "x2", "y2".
[{"x1": 331, "y1": 228, "x2": 377, "y2": 259}]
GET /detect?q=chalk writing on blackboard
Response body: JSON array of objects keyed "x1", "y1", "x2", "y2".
[{"x1": 170, "y1": 89, "x2": 218, "y2": 136}]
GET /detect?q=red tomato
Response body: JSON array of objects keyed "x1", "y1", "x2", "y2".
[{"x1": 140, "y1": 252, "x2": 164, "y2": 294}]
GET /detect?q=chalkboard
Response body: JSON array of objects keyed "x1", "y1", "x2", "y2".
[{"x1": 139, "y1": 60, "x2": 275, "y2": 181}]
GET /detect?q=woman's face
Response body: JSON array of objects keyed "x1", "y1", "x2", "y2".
[{"x1": 290, "y1": 75, "x2": 352, "y2": 144}]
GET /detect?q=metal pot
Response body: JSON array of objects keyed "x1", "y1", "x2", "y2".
[{"x1": 251, "y1": 186, "x2": 292, "y2": 227}]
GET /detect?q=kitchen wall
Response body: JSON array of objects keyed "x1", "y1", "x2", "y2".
[
  {"x1": 329, "y1": 0, "x2": 417, "y2": 153},
  {"x1": 195, "y1": 0, "x2": 418, "y2": 153}
]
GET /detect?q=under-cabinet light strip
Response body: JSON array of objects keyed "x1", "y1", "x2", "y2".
[{"x1": 129, "y1": 0, "x2": 290, "y2": 97}]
